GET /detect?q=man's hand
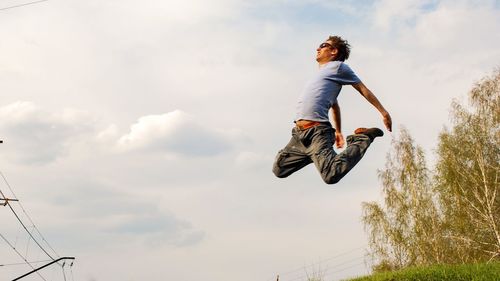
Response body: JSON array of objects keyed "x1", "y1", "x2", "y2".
[
  {"x1": 335, "y1": 131, "x2": 345, "y2": 148},
  {"x1": 383, "y1": 112, "x2": 392, "y2": 132}
]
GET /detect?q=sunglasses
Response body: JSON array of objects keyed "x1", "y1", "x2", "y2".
[{"x1": 319, "y1": 42, "x2": 333, "y2": 49}]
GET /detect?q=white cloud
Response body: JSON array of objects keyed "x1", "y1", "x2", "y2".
[
  {"x1": 0, "y1": 103, "x2": 245, "y2": 165},
  {"x1": 47, "y1": 181, "x2": 206, "y2": 248},
  {"x1": 373, "y1": 0, "x2": 436, "y2": 30},
  {"x1": 116, "y1": 110, "x2": 238, "y2": 157},
  {"x1": 95, "y1": 124, "x2": 120, "y2": 143},
  {"x1": 235, "y1": 151, "x2": 271, "y2": 170},
  {"x1": 93, "y1": 0, "x2": 240, "y2": 25},
  {"x1": 0, "y1": 101, "x2": 97, "y2": 164},
  {"x1": 412, "y1": 1, "x2": 500, "y2": 51}
]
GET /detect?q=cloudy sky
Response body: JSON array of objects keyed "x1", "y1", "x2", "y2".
[{"x1": 0, "y1": 0, "x2": 499, "y2": 280}]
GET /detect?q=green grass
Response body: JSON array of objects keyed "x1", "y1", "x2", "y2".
[{"x1": 347, "y1": 262, "x2": 500, "y2": 281}]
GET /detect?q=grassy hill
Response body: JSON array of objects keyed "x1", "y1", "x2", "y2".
[{"x1": 347, "y1": 262, "x2": 500, "y2": 281}]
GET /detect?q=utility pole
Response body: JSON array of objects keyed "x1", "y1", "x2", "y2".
[{"x1": 1, "y1": 198, "x2": 19, "y2": 206}]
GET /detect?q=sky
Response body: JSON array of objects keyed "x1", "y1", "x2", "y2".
[{"x1": 0, "y1": 0, "x2": 499, "y2": 280}]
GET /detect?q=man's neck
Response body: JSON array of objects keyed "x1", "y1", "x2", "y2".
[{"x1": 318, "y1": 60, "x2": 331, "y2": 67}]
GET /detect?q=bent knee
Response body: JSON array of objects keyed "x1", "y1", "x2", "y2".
[
  {"x1": 273, "y1": 167, "x2": 289, "y2": 178},
  {"x1": 322, "y1": 175, "x2": 342, "y2": 185}
]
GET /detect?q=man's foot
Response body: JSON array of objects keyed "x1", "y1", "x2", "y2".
[{"x1": 354, "y1": 127, "x2": 384, "y2": 141}]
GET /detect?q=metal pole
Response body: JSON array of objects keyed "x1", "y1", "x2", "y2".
[
  {"x1": 1, "y1": 198, "x2": 19, "y2": 206},
  {"x1": 13, "y1": 257, "x2": 75, "y2": 280}
]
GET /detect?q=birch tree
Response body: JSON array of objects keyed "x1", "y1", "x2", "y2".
[
  {"x1": 362, "y1": 69, "x2": 500, "y2": 272},
  {"x1": 362, "y1": 128, "x2": 445, "y2": 271},
  {"x1": 435, "y1": 69, "x2": 500, "y2": 262}
]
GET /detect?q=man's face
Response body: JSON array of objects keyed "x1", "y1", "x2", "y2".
[{"x1": 316, "y1": 40, "x2": 337, "y2": 64}]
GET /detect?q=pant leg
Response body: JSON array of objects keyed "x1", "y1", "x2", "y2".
[
  {"x1": 310, "y1": 128, "x2": 372, "y2": 184},
  {"x1": 272, "y1": 128, "x2": 312, "y2": 178}
]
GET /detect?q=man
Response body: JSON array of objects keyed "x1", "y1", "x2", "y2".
[{"x1": 272, "y1": 36, "x2": 392, "y2": 184}]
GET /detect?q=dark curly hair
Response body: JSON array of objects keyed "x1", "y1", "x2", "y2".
[{"x1": 327, "y1": 36, "x2": 351, "y2": 61}]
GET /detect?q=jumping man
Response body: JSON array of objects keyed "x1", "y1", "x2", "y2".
[{"x1": 272, "y1": 36, "x2": 392, "y2": 184}]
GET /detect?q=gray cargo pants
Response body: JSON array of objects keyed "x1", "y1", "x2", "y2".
[{"x1": 272, "y1": 123, "x2": 372, "y2": 184}]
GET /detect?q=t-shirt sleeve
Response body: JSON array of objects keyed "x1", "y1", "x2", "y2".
[{"x1": 334, "y1": 63, "x2": 362, "y2": 85}]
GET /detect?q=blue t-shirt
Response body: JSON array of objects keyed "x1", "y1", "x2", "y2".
[{"x1": 295, "y1": 61, "x2": 361, "y2": 122}]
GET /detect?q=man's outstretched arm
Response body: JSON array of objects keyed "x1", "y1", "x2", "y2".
[{"x1": 352, "y1": 82, "x2": 392, "y2": 132}]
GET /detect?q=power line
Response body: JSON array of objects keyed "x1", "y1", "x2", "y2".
[
  {"x1": 0, "y1": 259, "x2": 52, "y2": 267},
  {"x1": 62, "y1": 263, "x2": 67, "y2": 281},
  {"x1": 287, "y1": 255, "x2": 368, "y2": 281},
  {"x1": 0, "y1": 171, "x2": 60, "y2": 258},
  {"x1": 0, "y1": 0, "x2": 49, "y2": 12},
  {"x1": 322, "y1": 260, "x2": 369, "y2": 280},
  {"x1": 269, "y1": 246, "x2": 367, "y2": 281},
  {"x1": 319, "y1": 256, "x2": 370, "y2": 280},
  {"x1": 0, "y1": 168, "x2": 72, "y2": 279},
  {"x1": 0, "y1": 170, "x2": 64, "y2": 278},
  {"x1": 2, "y1": 191, "x2": 55, "y2": 260},
  {"x1": 70, "y1": 264, "x2": 75, "y2": 281},
  {"x1": 325, "y1": 256, "x2": 373, "y2": 280},
  {"x1": 0, "y1": 233, "x2": 47, "y2": 281},
  {"x1": 0, "y1": 167, "x2": 75, "y2": 281}
]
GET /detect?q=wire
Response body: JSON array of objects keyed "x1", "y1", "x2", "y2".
[
  {"x1": 0, "y1": 259, "x2": 52, "y2": 267},
  {"x1": 62, "y1": 263, "x2": 67, "y2": 281},
  {"x1": 5, "y1": 199, "x2": 55, "y2": 260},
  {"x1": 0, "y1": 171, "x2": 60, "y2": 258},
  {"x1": 0, "y1": 170, "x2": 70, "y2": 280},
  {"x1": 25, "y1": 226, "x2": 33, "y2": 259},
  {"x1": 288, "y1": 255, "x2": 367, "y2": 281},
  {"x1": 269, "y1": 246, "x2": 367, "y2": 280},
  {"x1": 322, "y1": 260, "x2": 370, "y2": 280},
  {"x1": 322, "y1": 256, "x2": 369, "y2": 279},
  {"x1": 70, "y1": 262, "x2": 75, "y2": 281},
  {"x1": 14, "y1": 223, "x2": 22, "y2": 249},
  {"x1": 0, "y1": 0, "x2": 50, "y2": 12},
  {"x1": 0, "y1": 233, "x2": 47, "y2": 281}
]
